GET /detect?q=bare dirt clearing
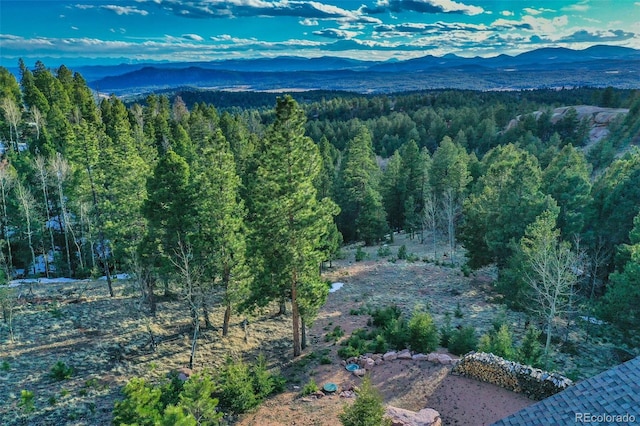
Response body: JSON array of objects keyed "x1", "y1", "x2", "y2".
[{"x1": 0, "y1": 233, "x2": 630, "y2": 425}]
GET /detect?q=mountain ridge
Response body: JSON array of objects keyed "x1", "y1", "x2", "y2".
[{"x1": 75, "y1": 45, "x2": 640, "y2": 94}]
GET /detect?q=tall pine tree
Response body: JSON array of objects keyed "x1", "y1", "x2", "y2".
[{"x1": 249, "y1": 96, "x2": 337, "y2": 357}]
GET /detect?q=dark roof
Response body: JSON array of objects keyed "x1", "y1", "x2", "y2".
[{"x1": 492, "y1": 356, "x2": 640, "y2": 426}]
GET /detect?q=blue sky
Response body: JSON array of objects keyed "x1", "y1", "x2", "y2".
[{"x1": 1, "y1": 0, "x2": 639, "y2": 67}]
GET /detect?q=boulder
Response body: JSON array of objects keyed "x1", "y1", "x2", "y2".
[
  {"x1": 427, "y1": 353, "x2": 439, "y2": 363},
  {"x1": 364, "y1": 358, "x2": 376, "y2": 370},
  {"x1": 175, "y1": 367, "x2": 192, "y2": 381},
  {"x1": 375, "y1": 358, "x2": 384, "y2": 366},
  {"x1": 412, "y1": 353, "x2": 429, "y2": 361},
  {"x1": 397, "y1": 350, "x2": 412, "y2": 360},
  {"x1": 383, "y1": 351, "x2": 398, "y2": 361},
  {"x1": 386, "y1": 406, "x2": 441, "y2": 426},
  {"x1": 436, "y1": 354, "x2": 454, "y2": 365},
  {"x1": 353, "y1": 368, "x2": 366, "y2": 377}
]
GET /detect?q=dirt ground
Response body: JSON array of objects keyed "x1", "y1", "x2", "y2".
[{"x1": 0, "y1": 232, "x2": 629, "y2": 425}]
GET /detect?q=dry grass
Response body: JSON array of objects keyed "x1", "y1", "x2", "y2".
[{"x1": 0, "y1": 232, "x2": 630, "y2": 425}]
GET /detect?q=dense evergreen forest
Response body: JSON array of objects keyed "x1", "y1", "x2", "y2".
[{"x1": 2, "y1": 59, "x2": 640, "y2": 356}]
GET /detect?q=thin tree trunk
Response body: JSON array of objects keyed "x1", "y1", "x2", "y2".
[
  {"x1": 86, "y1": 156, "x2": 113, "y2": 297},
  {"x1": 292, "y1": 273, "x2": 301, "y2": 357},
  {"x1": 223, "y1": 301, "x2": 231, "y2": 337},
  {"x1": 279, "y1": 298, "x2": 287, "y2": 315},
  {"x1": 202, "y1": 300, "x2": 212, "y2": 329},
  {"x1": 301, "y1": 317, "x2": 307, "y2": 350}
]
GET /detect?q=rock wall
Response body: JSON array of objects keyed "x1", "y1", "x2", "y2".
[{"x1": 451, "y1": 352, "x2": 573, "y2": 400}]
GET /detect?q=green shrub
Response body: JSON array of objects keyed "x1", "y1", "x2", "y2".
[
  {"x1": 113, "y1": 378, "x2": 163, "y2": 426},
  {"x1": 320, "y1": 356, "x2": 332, "y2": 365},
  {"x1": 216, "y1": 357, "x2": 258, "y2": 415},
  {"x1": 159, "y1": 371, "x2": 185, "y2": 409},
  {"x1": 18, "y1": 390, "x2": 35, "y2": 413},
  {"x1": 251, "y1": 354, "x2": 275, "y2": 400},
  {"x1": 454, "y1": 302, "x2": 464, "y2": 318},
  {"x1": 397, "y1": 245, "x2": 407, "y2": 260},
  {"x1": 301, "y1": 378, "x2": 319, "y2": 396},
  {"x1": 406, "y1": 252, "x2": 420, "y2": 262},
  {"x1": 448, "y1": 326, "x2": 477, "y2": 355},
  {"x1": 338, "y1": 345, "x2": 362, "y2": 359},
  {"x1": 439, "y1": 313, "x2": 453, "y2": 347},
  {"x1": 1, "y1": 360, "x2": 9, "y2": 372},
  {"x1": 367, "y1": 334, "x2": 388, "y2": 354},
  {"x1": 159, "y1": 405, "x2": 197, "y2": 426},
  {"x1": 478, "y1": 324, "x2": 515, "y2": 359},
  {"x1": 408, "y1": 310, "x2": 439, "y2": 354},
  {"x1": 461, "y1": 264, "x2": 472, "y2": 277},
  {"x1": 377, "y1": 245, "x2": 391, "y2": 257},
  {"x1": 517, "y1": 325, "x2": 543, "y2": 368},
  {"x1": 178, "y1": 373, "x2": 223, "y2": 425},
  {"x1": 370, "y1": 305, "x2": 402, "y2": 328},
  {"x1": 50, "y1": 361, "x2": 74, "y2": 381},
  {"x1": 382, "y1": 317, "x2": 409, "y2": 350},
  {"x1": 355, "y1": 247, "x2": 367, "y2": 262},
  {"x1": 339, "y1": 375, "x2": 391, "y2": 426},
  {"x1": 325, "y1": 325, "x2": 345, "y2": 342}
]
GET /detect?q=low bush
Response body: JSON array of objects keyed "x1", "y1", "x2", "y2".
[
  {"x1": 325, "y1": 325, "x2": 345, "y2": 342},
  {"x1": 339, "y1": 375, "x2": 391, "y2": 426},
  {"x1": 377, "y1": 245, "x2": 391, "y2": 257},
  {"x1": 517, "y1": 325, "x2": 544, "y2": 368},
  {"x1": 397, "y1": 245, "x2": 408, "y2": 260},
  {"x1": 369, "y1": 305, "x2": 402, "y2": 328},
  {"x1": 408, "y1": 309, "x2": 439, "y2": 354},
  {"x1": 439, "y1": 313, "x2": 454, "y2": 347},
  {"x1": 19, "y1": 389, "x2": 35, "y2": 413},
  {"x1": 113, "y1": 357, "x2": 281, "y2": 424},
  {"x1": 478, "y1": 324, "x2": 515, "y2": 360},
  {"x1": 50, "y1": 361, "x2": 74, "y2": 381},
  {"x1": 448, "y1": 326, "x2": 478, "y2": 355},
  {"x1": 301, "y1": 378, "x2": 319, "y2": 396},
  {"x1": 355, "y1": 247, "x2": 367, "y2": 262}
]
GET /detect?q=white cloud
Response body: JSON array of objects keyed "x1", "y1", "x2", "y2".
[
  {"x1": 71, "y1": 26, "x2": 79, "y2": 31},
  {"x1": 561, "y1": 1, "x2": 590, "y2": 12},
  {"x1": 101, "y1": 5, "x2": 149, "y2": 16},
  {"x1": 299, "y1": 18, "x2": 319, "y2": 26},
  {"x1": 501, "y1": 11, "x2": 513, "y2": 17},
  {"x1": 182, "y1": 34, "x2": 204, "y2": 41},
  {"x1": 523, "y1": 7, "x2": 555, "y2": 15},
  {"x1": 313, "y1": 28, "x2": 360, "y2": 39}
]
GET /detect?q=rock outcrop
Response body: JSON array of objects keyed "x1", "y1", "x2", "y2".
[{"x1": 386, "y1": 406, "x2": 442, "y2": 426}]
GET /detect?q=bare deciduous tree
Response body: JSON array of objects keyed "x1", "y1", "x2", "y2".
[
  {"x1": 0, "y1": 163, "x2": 16, "y2": 270},
  {"x1": 34, "y1": 156, "x2": 54, "y2": 277},
  {"x1": 521, "y1": 211, "x2": 579, "y2": 369},
  {"x1": 15, "y1": 182, "x2": 40, "y2": 276},
  {"x1": 1, "y1": 98, "x2": 21, "y2": 151},
  {"x1": 170, "y1": 241, "x2": 204, "y2": 369},
  {"x1": 422, "y1": 191, "x2": 438, "y2": 260}
]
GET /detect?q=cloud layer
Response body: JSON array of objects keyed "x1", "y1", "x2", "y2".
[{"x1": 1, "y1": 0, "x2": 638, "y2": 65}]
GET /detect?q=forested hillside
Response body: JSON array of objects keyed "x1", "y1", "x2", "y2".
[{"x1": 2, "y1": 60, "x2": 640, "y2": 350}]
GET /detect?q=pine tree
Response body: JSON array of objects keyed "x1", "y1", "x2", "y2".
[
  {"x1": 339, "y1": 375, "x2": 391, "y2": 426},
  {"x1": 460, "y1": 144, "x2": 556, "y2": 269},
  {"x1": 249, "y1": 96, "x2": 337, "y2": 357},
  {"x1": 192, "y1": 129, "x2": 249, "y2": 337},
  {"x1": 337, "y1": 126, "x2": 387, "y2": 244}
]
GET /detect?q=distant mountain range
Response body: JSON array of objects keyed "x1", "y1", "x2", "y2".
[{"x1": 55, "y1": 45, "x2": 640, "y2": 95}]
